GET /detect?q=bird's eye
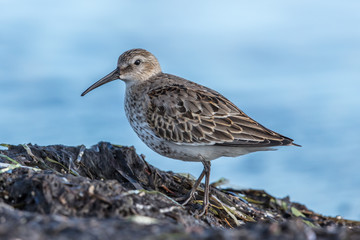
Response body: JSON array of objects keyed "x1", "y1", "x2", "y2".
[{"x1": 134, "y1": 59, "x2": 141, "y2": 65}]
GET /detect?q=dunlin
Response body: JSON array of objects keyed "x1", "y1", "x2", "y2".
[{"x1": 81, "y1": 48, "x2": 300, "y2": 216}]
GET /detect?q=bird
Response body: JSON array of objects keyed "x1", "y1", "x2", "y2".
[{"x1": 81, "y1": 48, "x2": 300, "y2": 216}]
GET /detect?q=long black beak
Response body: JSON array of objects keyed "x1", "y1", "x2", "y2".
[{"x1": 81, "y1": 68, "x2": 120, "y2": 96}]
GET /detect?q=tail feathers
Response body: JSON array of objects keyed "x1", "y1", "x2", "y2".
[{"x1": 292, "y1": 142, "x2": 302, "y2": 147}]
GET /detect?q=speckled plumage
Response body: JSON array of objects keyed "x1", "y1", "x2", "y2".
[{"x1": 81, "y1": 48, "x2": 300, "y2": 216}]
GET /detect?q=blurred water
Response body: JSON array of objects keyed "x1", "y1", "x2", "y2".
[{"x1": 1, "y1": 0, "x2": 359, "y2": 220}]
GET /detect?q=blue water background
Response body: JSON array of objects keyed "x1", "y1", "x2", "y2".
[{"x1": 1, "y1": 1, "x2": 359, "y2": 220}]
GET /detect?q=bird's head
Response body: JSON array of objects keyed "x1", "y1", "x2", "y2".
[{"x1": 81, "y1": 48, "x2": 161, "y2": 96}]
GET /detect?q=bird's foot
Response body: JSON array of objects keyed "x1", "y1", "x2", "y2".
[
  {"x1": 198, "y1": 201, "x2": 209, "y2": 217},
  {"x1": 174, "y1": 192, "x2": 196, "y2": 206},
  {"x1": 175, "y1": 192, "x2": 210, "y2": 217}
]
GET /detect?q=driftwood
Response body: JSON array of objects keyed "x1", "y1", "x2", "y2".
[{"x1": 0, "y1": 142, "x2": 359, "y2": 239}]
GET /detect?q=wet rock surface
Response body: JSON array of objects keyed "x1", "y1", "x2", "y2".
[{"x1": 0, "y1": 142, "x2": 359, "y2": 239}]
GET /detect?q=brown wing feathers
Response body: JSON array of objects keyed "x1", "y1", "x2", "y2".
[{"x1": 147, "y1": 84, "x2": 295, "y2": 147}]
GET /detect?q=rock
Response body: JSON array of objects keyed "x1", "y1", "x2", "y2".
[{"x1": 0, "y1": 142, "x2": 359, "y2": 239}]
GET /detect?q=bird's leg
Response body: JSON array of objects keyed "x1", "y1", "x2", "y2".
[
  {"x1": 177, "y1": 158, "x2": 212, "y2": 216},
  {"x1": 199, "y1": 160, "x2": 211, "y2": 216},
  {"x1": 176, "y1": 167, "x2": 206, "y2": 205}
]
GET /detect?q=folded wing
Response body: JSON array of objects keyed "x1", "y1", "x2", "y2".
[{"x1": 146, "y1": 84, "x2": 296, "y2": 147}]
